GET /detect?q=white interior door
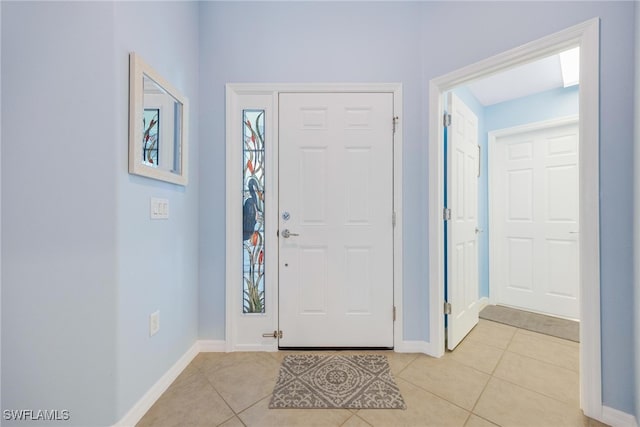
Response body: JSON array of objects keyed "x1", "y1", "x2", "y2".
[
  {"x1": 490, "y1": 119, "x2": 580, "y2": 320},
  {"x1": 446, "y1": 93, "x2": 480, "y2": 350},
  {"x1": 278, "y1": 92, "x2": 394, "y2": 347}
]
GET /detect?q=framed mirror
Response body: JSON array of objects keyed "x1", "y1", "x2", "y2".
[{"x1": 129, "y1": 52, "x2": 188, "y2": 185}]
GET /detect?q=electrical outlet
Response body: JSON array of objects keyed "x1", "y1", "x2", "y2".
[{"x1": 149, "y1": 310, "x2": 160, "y2": 337}]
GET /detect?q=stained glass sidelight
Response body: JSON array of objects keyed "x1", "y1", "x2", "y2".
[
  {"x1": 143, "y1": 108, "x2": 160, "y2": 167},
  {"x1": 243, "y1": 110, "x2": 265, "y2": 313}
]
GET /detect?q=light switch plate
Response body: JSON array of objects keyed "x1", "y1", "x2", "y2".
[{"x1": 150, "y1": 197, "x2": 169, "y2": 220}]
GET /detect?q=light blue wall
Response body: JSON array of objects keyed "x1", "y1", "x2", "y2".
[
  {"x1": 199, "y1": 1, "x2": 636, "y2": 414},
  {"x1": 113, "y1": 2, "x2": 200, "y2": 420},
  {"x1": 2, "y1": 2, "x2": 119, "y2": 425},
  {"x1": 1, "y1": 0, "x2": 637, "y2": 422},
  {"x1": 485, "y1": 86, "x2": 580, "y2": 131},
  {"x1": 197, "y1": 1, "x2": 427, "y2": 340},
  {"x1": 2, "y1": 1, "x2": 200, "y2": 425},
  {"x1": 421, "y1": 2, "x2": 635, "y2": 413}
]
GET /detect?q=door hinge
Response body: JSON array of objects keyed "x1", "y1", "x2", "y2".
[
  {"x1": 262, "y1": 330, "x2": 283, "y2": 339},
  {"x1": 393, "y1": 306, "x2": 397, "y2": 322},
  {"x1": 443, "y1": 113, "x2": 452, "y2": 127},
  {"x1": 444, "y1": 302, "x2": 452, "y2": 315},
  {"x1": 392, "y1": 116, "x2": 399, "y2": 134},
  {"x1": 443, "y1": 208, "x2": 451, "y2": 221},
  {"x1": 392, "y1": 212, "x2": 397, "y2": 227}
]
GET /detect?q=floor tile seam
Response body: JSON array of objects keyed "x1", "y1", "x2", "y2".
[
  {"x1": 503, "y1": 347, "x2": 580, "y2": 373},
  {"x1": 468, "y1": 353, "x2": 502, "y2": 417},
  {"x1": 235, "y1": 395, "x2": 272, "y2": 422},
  {"x1": 512, "y1": 334, "x2": 581, "y2": 351},
  {"x1": 340, "y1": 413, "x2": 372, "y2": 427},
  {"x1": 486, "y1": 375, "x2": 580, "y2": 409},
  {"x1": 198, "y1": 370, "x2": 247, "y2": 418},
  {"x1": 464, "y1": 336, "x2": 512, "y2": 351},
  {"x1": 464, "y1": 342, "x2": 513, "y2": 423},
  {"x1": 477, "y1": 320, "x2": 519, "y2": 333},
  {"x1": 514, "y1": 329, "x2": 580, "y2": 349},
  {"x1": 232, "y1": 390, "x2": 275, "y2": 414},
  {"x1": 489, "y1": 372, "x2": 579, "y2": 407},
  {"x1": 217, "y1": 414, "x2": 246, "y2": 427},
  {"x1": 439, "y1": 353, "x2": 495, "y2": 379},
  {"x1": 160, "y1": 368, "x2": 204, "y2": 397},
  {"x1": 447, "y1": 359, "x2": 497, "y2": 376},
  {"x1": 468, "y1": 413, "x2": 501, "y2": 427},
  {"x1": 392, "y1": 354, "x2": 420, "y2": 378},
  {"x1": 486, "y1": 338, "x2": 510, "y2": 377},
  {"x1": 396, "y1": 376, "x2": 477, "y2": 413},
  {"x1": 448, "y1": 349, "x2": 505, "y2": 376},
  {"x1": 462, "y1": 412, "x2": 474, "y2": 427}
]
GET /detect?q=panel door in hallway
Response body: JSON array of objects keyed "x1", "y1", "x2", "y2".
[
  {"x1": 490, "y1": 119, "x2": 580, "y2": 320},
  {"x1": 446, "y1": 93, "x2": 480, "y2": 350}
]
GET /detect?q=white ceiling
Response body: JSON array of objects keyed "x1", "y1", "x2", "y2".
[{"x1": 466, "y1": 53, "x2": 567, "y2": 106}]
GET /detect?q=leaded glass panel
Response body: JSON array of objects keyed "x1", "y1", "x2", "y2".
[
  {"x1": 143, "y1": 108, "x2": 160, "y2": 167},
  {"x1": 243, "y1": 110, "x2": 265, "y2": 314}
]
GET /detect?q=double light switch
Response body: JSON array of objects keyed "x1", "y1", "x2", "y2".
[{"x1": 150, "y1": 197, "x2": 169, "y2": 219}]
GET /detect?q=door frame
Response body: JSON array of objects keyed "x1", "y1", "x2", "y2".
[
  {"x1": 488, "y1": 115, "x2": 579, "y2": 318},
  {"x1": 427, "y1": 18, "x2": 601, "y2": 419},
  {"x1": 225, "y1": 83, "x2": 403, "y2": 352}
]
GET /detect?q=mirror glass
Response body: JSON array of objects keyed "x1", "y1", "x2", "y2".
[{"x1": 129, "y1": 53, "x2": 188, "y2": 185}]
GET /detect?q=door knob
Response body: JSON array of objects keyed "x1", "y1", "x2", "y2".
[{"x1": 281, "y1": 229, "x2": 299, "y2": 238}]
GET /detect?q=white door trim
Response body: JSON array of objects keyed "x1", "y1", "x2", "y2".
[
  {"x1": 427, "y1": 18, "x2": 602, "y2": 420},
  {"x1": 488, "y1": 115, "x2": 579, "y2": 315},
  {"x1": 225, "y1": 83, "x2": 404, "y2": 351}
]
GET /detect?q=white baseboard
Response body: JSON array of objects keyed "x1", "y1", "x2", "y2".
[
  {"x1": 601, "y1": 405, "x2": 638, "y2": 427},
  {"x1": 395, "y1": 340, "x2": 438, "y2": 357},
  {"x1": 478, "y1": 297, "x2": 490, "y2": 312},
  {"x1": 113, "y1": 342, "x2": 199, "y2": 427},
  {"x1": 198, "y1": 339, "x2": 226, "y2": 352}
]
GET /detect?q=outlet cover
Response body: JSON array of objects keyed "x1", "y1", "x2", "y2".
[{"x1": 149, "y1": 310, "x2": 160, "y2": 337}]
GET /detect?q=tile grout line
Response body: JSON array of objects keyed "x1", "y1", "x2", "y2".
[
  {"x1": 397, "y1": 375, "x2": 477, "y2": 415},
  {"x1": 503, "y1": 346, "x2": 580, "y2": 374},
  {"x1": 467, "y1": 325, "x2": 516, "y2": 422},
  {"x1": 195, "y1": 356, "x2": 272, "y2": 424}
]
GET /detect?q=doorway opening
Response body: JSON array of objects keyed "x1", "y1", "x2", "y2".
[{"x1": 428, "y1": 18, "x2": 601, "y2": 420}]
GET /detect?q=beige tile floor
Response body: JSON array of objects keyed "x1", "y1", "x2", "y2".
[{"x1": 137, "y1": 320, "x2": 609, "y2": 427}]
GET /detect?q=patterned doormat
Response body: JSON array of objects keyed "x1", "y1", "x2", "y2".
[{"x1": 269, "y1": 354, "x2": 406, "y2": 409}]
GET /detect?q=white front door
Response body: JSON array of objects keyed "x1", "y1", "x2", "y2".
[
  {"x1": 446, "y1": 93, "x2": 480, "y2": 350},
  {"x1": 490, "y1": 119, "x2": 580, "y2": 320},
  {"x1": 278, "y1": 92, "x2": 394, "y2": 347}
]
